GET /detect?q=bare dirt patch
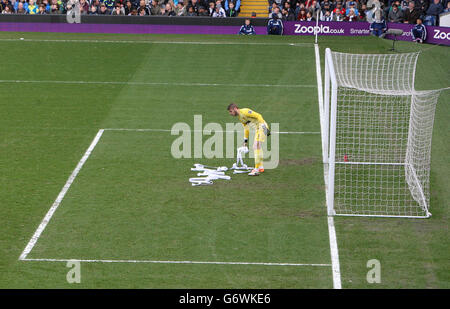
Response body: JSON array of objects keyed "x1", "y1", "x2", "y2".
[{"x1": 279, "y1": 157, "x2": 318, "y2": 166}]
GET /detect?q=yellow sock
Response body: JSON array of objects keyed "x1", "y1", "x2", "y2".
[{"x1": 254, "y1": 148, "x2": 263, "y2": 169}]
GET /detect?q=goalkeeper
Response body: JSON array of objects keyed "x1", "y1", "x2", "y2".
[{"x1": 227, "y1": 103, "x2": 270, "y2": 176}]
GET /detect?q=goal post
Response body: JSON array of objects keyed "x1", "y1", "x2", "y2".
[{"x1": 323, "y1": 48, "x2": 442, "y2": 218}]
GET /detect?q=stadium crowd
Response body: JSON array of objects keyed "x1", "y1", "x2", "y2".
[
  {"x1": 0, "y1": 0, "x2": 241, "y2": 17},
  {"x1": 269, "y1": 0, "x2": 448, "y2": 26},
  {"x1": 0, "y1": 0, "x2": 448, "y2": 25}
]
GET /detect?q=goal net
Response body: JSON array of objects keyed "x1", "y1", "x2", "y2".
[{"x1": 322, "y1": 48, "x2": 441, "y2": 218}]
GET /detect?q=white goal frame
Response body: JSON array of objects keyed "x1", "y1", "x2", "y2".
[{"x1": 322, "y1": 48, "x2": 440, "y2": 219}]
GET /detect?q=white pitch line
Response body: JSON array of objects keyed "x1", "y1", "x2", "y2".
[
  {"x1": 327, "y1": 216, "x2": 342, "y2": 289},
  {"x1": 0, "y1": 38, "x2": 314, "y2": 47},
  {"x1": 0, "y1": 79, "x2": 316, "y2": 89},
  {"x1": 21, "y1": 258, "x2": 331, "y2": 267},
  {"x1": 314, "y1": 44, "x2": 342, "y2": 289},
  {"x1": 18, "y1": 129, "x2": 104, "y2": 261},
  {"x1": 104, "y1": 128, "x2": 320, "y2": 134}
]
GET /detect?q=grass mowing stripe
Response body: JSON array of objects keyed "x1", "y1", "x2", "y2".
[
  {"x1": 18, "y1": 130, "x2": 104, "y2": 260},
  {"x1": 0, "y1": 79, "x2": 316, "y2": 89},
  {"x1": 0, "y1": 38, "x2": 314, "y2": 46}
]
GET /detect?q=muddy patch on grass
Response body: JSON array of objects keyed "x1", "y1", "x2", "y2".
[{"x1": 279, "y1": 157, "x2": 318, "y2": 166}]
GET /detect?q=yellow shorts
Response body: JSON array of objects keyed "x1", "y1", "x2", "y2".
[{"x1": 255, "y1": 123, "x2": 269, "y2": 143}]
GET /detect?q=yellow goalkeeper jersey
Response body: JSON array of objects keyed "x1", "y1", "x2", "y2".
[{"x1": 238, "y1": 108, "x2": 268, "y2": 139}]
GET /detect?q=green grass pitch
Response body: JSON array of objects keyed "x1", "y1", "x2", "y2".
[{"x1": 0, "y1": 32, "x2": 448, "y2": 288}]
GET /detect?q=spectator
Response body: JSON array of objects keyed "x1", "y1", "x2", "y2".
[
  {"x1": 190, "y1": 0, "x2": 200, "y2": 14},
  {"x1": 79, "y1": 0, "x2": 89, "y2": 14},
  {"x1": 102, "y1": 0, "x2": 116, "y2": 10},
  {"x1": 359, "y1": 3, "x2": 368, "y2": 21},
  {"x1": 27, "y1": 0, "x2": 39, "y2": 14},
  {"x1": 333, "y1": 2, "x2": 345, "y2": 15},
  {"x1": 49, "y1": 1, "x2": 60, "y2": 14},
  {"x1": 281, "y1": 7, "x2": 296, "y2": 20},
  {"x1": 163, "y1": 3, "x2": 176, "y2": 15},
  {"x1": 207, "y1": 1, "x2": 214, "y2": 15},
  {"x1": 16, "y1": 1, "x2": 26, "y2": 13},
  {"x1": 91, "y1": 0, "x2": 101, "y2": 10},
  {"x1": 321, "y1": 1, "x2": 333, "y2": 16},
  {"x1": 399, "y1": 0, "x2": 409, "y2": 11},
  {"x1": 186, "y1": 5, "x2": 197, "y2": 15},
  {"x1": 89, "y1": 4, "x2": 98, "y2": 14},
  {"x1": 346, "y1": 1, "x2": 359, "y2": 16},
  {"x1": 370, "y1": 9, "x2": 387, "y2": 37},
  {"x1": 403, "y1": 1, "x2": 422, "y2": 24},
  {"x1": 307, "y1": 0, "x2": 320, "y2": 19},
  {"x1": 225, "y1": 0, "x2": 240, "y2": 13},
  {"x1": 346, "y1": 8, "x2": 359, "y2": 20},
  {"x1": 320, "y1": 9, "x2": 332, "y2": 20},
  {"x1": 267, "y1": 13, "x2": 283, "y2": 35},
  {"x1": 305, "y1": 0, "x2": 317, "y2": 11},
  {"x1": 174, "y1": 1, "x2": 186, "y2": 15},
  {"x1": 283, "y1": 1, "x2": 294, "y2": 16},
  {"x1": 98, "y1": 3, "x2": 110, "y2": 14},
  {"x1": 124, "y1": 0, "x2": 134, "y2": 15},
  {"x1": 14, "y1": 0, "x2": 28, "y2": 13},
  {"x1": 445, "y1": 1, "x2": 450, "y2": 12},
  {"x1": 0, "y1": 0, "x2": 10, "y2": 11},
  {"x1": 268, "y1": 0, "x2": 283, "y2": 11},
  {"x1": 198, "y1": 5, "x2": 209, "y2": 15},
  {"x1": 270, "y1": 5, "x2": 282, "y2": 18},
  {"x1": 38, "y1": 3, "x2": 46, "y2": 14},
  {"x1": 425, "y1": 0, "x2": 444, "y2": 25},
  {"x1": 2, "y1": 4, "x2": 13, "y2": 13},
  {"x1": 212, "y1": 3, "x2": 226, "y2": 16},
  {"x1": 137, "y1": 0, "x2": 150, "y2": 15},
  {"x1": 41, "y1": 0, "x2": 49, "y2": 12},
  {"x1": 411, "y1": 17, "x2": 427, "y2": 42},
  {"x1": 112, "y1": 3, "x2": 126, "y2": 14},
  {"x1": 239, "y1": 18, "x2": 256, "y2": 35},
  {"x1": 225, "y1": 1, "x2": 237, "y2": 16},
  {"x1": 388, "y1": 4, "x2": 404, "y2": 22},
  {"x1": 332, "y1": 9, "x2": 345, "y2": 20},
  {"x1": 297, "y1": 8, "x2": 307, "y2": 20},
  {"x1": 149, "y1": 0, "x2": 160, "y2": 15},
  {"x1": 308, "y1": 10, "x2": 318, "y2": 20},
  {"x1": 415, "y1": 0, "x2": 429, "y2": 14}
]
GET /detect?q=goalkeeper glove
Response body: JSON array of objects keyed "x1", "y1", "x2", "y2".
[{"x1": 262, "y1": 125, "x2": 271, "y2": 136}]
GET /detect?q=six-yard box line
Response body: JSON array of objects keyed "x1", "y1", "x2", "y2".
[{"x1": 18, "y1": 128, "x2": 328, "y2": 269}]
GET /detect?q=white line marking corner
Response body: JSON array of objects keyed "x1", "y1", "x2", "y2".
[{"x1": 18, "y1": 129, "x2": 104, "y2": 260}]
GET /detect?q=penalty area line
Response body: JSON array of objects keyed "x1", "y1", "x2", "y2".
[
  {"x1": 18, "y1": 129, "x2": 105, "y2": 261},
  {"x1": 0, "y1": 79, "x2": 316, "y2": 89},
  {"x1": 21, "y1": 258, "x2": 331, "y2": 267}
]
